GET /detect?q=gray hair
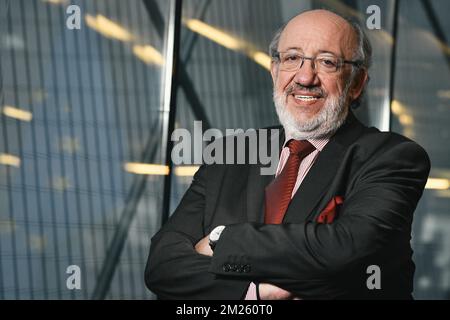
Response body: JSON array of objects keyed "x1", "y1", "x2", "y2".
[{"x1": 269, "y1": 11, "x2": 372, "y2": 108}]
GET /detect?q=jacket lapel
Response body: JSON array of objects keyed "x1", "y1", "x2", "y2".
[
  {"x1": 282, "y1": 138, "x2": 345, "y2": 223},
  {"x1": 283, "y1": 112, "x2": 366, "y2": 223}
]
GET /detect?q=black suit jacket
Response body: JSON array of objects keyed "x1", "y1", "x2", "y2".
[{"x1": 145, "y1": 113, "x2": 430, "y2": 299}]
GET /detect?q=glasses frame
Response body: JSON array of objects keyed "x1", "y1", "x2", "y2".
[{"x1": 272, "y1": 51, "x2": 363, "y2": 73}]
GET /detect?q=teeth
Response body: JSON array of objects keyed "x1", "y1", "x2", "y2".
[{"x1": 294, "y1": 95, "x2": 319, "y2": 101}]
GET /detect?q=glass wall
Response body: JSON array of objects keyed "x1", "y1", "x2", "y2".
[
  {"x1": 0, "y1": 0, "x2": 169, "y2": 299},
  {"x1": 392, "y1": 0, "x2": 450, "y2": 299},
  {"x1": 0, "y1": 0, "x2": 449, "y2": 299}
]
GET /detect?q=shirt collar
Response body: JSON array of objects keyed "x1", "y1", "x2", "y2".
[{"x1": 283, "y1": 133, "x2": 330, "y2": 152}]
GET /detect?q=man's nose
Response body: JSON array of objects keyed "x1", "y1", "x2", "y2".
[{"x1": 292, "y1": 59, "x2": 319, "y2": 86}]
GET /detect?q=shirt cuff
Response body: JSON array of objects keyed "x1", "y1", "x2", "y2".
[{"x1": 244, "y1": 282, "x2": 258, "y2": 300}]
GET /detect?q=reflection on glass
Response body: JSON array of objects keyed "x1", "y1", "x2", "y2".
[
  {"x1": 2, "y1": 105, "x2": 33, "y2": 122},
  {"x1": 85, "y1": 14, "x2": 134, "y2": 42},
  {"x1": 132, "y1": 45, "x2": 164, "y2": 66},
  {"x1": 0, "y1": 153, "x2": 21, "y2": 167},
  {"x1": 124, "y1": 163, "x2": 169, "y2": 176}
]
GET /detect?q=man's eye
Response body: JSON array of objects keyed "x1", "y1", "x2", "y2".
[
  {"x1": 319, "y1": 58, "x2": 337, "y2": 67},
  {"x1": 284, "y1": 55, "x2": 300, "y2": 62}
]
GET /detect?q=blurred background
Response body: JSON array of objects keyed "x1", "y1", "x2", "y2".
[{"x1": 0, "y1": 0, "x2": 449, "y2": 299}]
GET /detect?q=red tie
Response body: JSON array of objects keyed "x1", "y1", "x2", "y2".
[{"x1": 264, "y1": 140, "x2": 315, "y2": 224}]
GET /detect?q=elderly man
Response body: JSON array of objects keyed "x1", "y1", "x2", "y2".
[{"x1": 145, "y1": 9, "x2": 430, "y2": 299}]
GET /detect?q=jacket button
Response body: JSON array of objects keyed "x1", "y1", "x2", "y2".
[
  {"x1": 223, "y1": 264, "x2": 231, "y2": 272},
  {"x1": 243, "y1": 265, "x2": 251, "y2": 273}
]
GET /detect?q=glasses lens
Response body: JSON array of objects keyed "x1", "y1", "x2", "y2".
[
  {"x1": 316, "y1": 56, "x2": 340, "y2": 73},
  {"x1": 280, "y1": 52, "x2": 302, "y2": 71}
]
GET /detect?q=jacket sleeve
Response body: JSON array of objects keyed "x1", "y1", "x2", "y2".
[
  {"x1": 144, "y1": 164, "x2": 250, "y2": 299},
  {"x1": 209, "y1": 140, "x2": 431, "y2": 298}
]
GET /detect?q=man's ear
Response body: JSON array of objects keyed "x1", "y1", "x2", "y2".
[
  {"x1": 349, "y1": 69, "x2": 368, "y2": 101},
  {"x1": 270, "y1": 61, "x2": 278, "y2": 86}
]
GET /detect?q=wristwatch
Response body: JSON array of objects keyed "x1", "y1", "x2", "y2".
[{"x1": 209, "y1": 225, "x2": 226, "y2": 251}]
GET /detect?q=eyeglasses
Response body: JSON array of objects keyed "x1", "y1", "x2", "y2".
[{"x1": 273, "y1": 50, "x2": 362, "y2": 74}]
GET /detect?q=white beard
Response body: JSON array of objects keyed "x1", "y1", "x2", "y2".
[{"x1": 273, "y1": 83, "x2": 351, "y2": 140}]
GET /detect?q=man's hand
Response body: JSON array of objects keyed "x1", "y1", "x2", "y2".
[
  {"x1": 195, "y1": 235, "x2": 213, "y2": 256},
  {"x1": 259, "y1": 283, "x2": 301, "y2": 300},
  {"x1": 194, "y1": 237, "x2": 300, "y2": 299}
]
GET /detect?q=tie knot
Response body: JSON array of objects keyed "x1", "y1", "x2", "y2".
[{"x1": 287, "y1": 139, "x2": 315, "y2": 158}]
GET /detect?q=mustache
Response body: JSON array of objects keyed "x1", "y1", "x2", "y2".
[{"x1": 285, "y1": 83, "x2": 325, "y2": 97}]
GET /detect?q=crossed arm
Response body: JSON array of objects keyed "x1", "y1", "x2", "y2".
[
  {"x1": 145, "y1": 140, "x2": 430, "y2": 299},
  {"x1": 194, "y1": 234, "x2": 296, "y2": 299}
]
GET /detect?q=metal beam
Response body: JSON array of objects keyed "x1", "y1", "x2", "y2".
[
  {"x1": 387, "y1": 0, "x2": 400, "y2": 132},
  {"x1": 160, "y1": 0, "x2": 182, "y2": 226},
  {"x1": 143, "y1": 0, "x2": 212, "y2": 129}
]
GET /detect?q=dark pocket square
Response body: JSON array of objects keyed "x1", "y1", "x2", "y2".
[{"x1": 316, "y1": 196, "x2": 344, "y2": 224}]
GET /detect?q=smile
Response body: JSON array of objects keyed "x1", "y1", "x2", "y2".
[{"x1": 294, "y1": 95, "x2": 320, "y2": 101}]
